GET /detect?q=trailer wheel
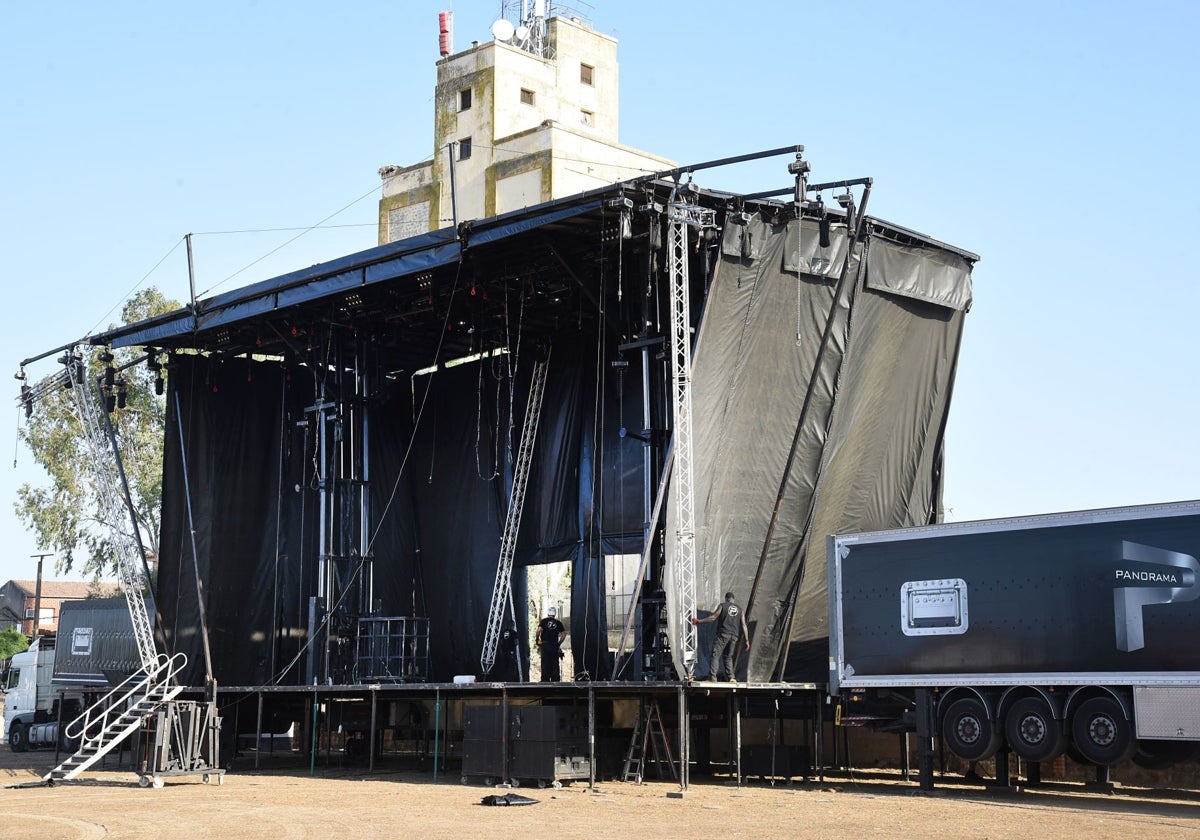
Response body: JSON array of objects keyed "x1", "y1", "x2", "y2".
[
  {"x1": 8, "y1": 722, "x2": 28, "y2": 753},
  {"x1": 941, "y1": 697, "x2": 1000, "y2": 762},
  {"x1": 1131, "y1": 739, "x2": 1199, "y2": 770},
  {"x1": 1004, "y1": 696, "x2": 1066, "y2": 764},
  {"x1": 1071, "y1": 697, "x2": 1135, "y2": 766}
]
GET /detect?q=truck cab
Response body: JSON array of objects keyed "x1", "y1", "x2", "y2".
[{"x1": 3, "y1": 638, "x2": 54, "y2": 751}]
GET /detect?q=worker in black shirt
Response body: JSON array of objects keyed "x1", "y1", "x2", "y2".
[
  {"x1": 536, "y1": 606, "x2": 566, "y2": 682},
  {"x1": 692, "y1": 592, "x2": 749, "y2": 681}
]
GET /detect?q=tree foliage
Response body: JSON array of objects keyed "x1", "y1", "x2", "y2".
[
  {"x1": 0, "y1": 627, "x2": 30, "y2": 660},
  {"x1": 15, "y1": 288, "x2": 179, "y2": 578}
]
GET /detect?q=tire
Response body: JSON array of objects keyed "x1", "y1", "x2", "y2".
[
  {"x1": 9, "y1": 722, "x2": 28, "y2": 753},
  {"x1": 942, "y1": 697, "x2": 1001, "y2": 762},
  {"x1": 1071, "y1": 696, "x2": 1136, "y2": 766},
  {"x1": 1132, "y1": 739, "x2": 1200, "y2": 770},
  {"x1": 58, "y1": 729, "x2": 80, "y2": 754},
  {"x1": 1004, "y1": 696, "x2": 1067, "y2": 764}
]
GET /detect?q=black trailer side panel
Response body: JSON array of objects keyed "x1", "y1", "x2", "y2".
[
  {"x1": 53, "y1": 598, "x2": 141, "y2": 684},
  {"x1": 831, "y1": 506, "x2": 1200, "y2": 686}
]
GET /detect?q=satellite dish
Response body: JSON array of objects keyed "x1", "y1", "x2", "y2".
[
  {"x1": 515, "y1": 25, "x2": 530, "y2": 41},
  {"x1": 491, "y1": 19, "x2": 515, "y2": 41}
]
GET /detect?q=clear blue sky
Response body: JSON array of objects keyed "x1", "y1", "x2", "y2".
[{"x1": 3, "y1": 1, "x2": 1198, "y2": 585}]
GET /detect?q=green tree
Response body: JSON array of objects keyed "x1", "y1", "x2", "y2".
[
  {"x1": 15, "y1": 288, "x2": 179, "y2": 578},
  {"x1": 0, "y1": 627, "x2": 30, "y2": 660}
]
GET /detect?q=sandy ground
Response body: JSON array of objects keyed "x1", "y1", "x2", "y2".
[{"x1": 5, "y1": 746, "x2": 1200, "y2": 840}]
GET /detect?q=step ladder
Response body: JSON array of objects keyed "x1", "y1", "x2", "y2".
[
  {"x1": 622, "y1": 698, "x2": 677, "y2": 783},
  {"x1": 45, "y1": 653, "x2": 187, "y2": 783}
]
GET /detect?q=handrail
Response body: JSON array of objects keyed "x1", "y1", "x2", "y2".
[{"x1": 64, "y1": 652, "x2": 187, "y2": 741}]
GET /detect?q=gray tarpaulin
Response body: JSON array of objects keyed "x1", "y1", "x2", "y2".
[{"x1": 668, "y1": 215, "x2": 973, "y2": 682}]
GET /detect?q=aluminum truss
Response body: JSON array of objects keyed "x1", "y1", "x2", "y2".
[
  {"x1": 665, "y1": 197, "x2": 715, "y2": 679},
  {"x1": 64, "y1": 351, "x2": 159, "y2": 671}
]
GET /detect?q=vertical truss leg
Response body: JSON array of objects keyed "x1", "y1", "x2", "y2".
[{"x1": 665, "y1": 198, "x2": 714, "y2": 679}]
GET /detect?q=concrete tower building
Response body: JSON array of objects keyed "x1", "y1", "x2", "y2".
[{"x1": 378, "y1": 11, "x2": 674, "y2": 244}]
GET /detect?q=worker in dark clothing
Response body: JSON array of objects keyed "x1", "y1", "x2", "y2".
[
  {"x1": 692, "y1": 592, "x2": 749, "y2": 681},
  {"x1": 536, "y1": 606, "x2": 566, "y2": 682},
  {"x1": 499, "y1": 625, "x2": 520, "y2": 681}
]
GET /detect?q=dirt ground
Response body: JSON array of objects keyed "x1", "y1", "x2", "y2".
[{"x1": 5, "y1": 745, "x2": 1200, "y2": 840}]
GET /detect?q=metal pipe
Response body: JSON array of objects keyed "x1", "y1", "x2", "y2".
[
  {"x1": 678, "y1": 686, "x2": 689, "y2": 791},
  {"x1": 433, "y1": 689, "x2": 441, "y2": 781},
  {"x1": 255, "y1": 692, "x2": 264, "y2": 771},
  {"x1": 360, "y1": 340, "x2": 373, "y2": 614},
  {"x1": 369, "y1": 689, "x2": 377, "y2": 773},
  {"x1": 173, "y1": 390, "x2": 215, "y2": 685},
  {"x1": 735, "y1": 694, "x2": 743, "y2": 788},
  {"x1": 186, "y1": 233, "x2": 198, "y2": 314},
  {"x1": 634, "y1": 145, "x2": 803, "y2": 187},
  {"x1": 588, "y1": 687, "x2": 596, "y2": 791}
]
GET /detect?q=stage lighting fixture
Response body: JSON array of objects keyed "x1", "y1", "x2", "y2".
[{"x1": 836, "y1": 191, "x2": 856, "y2": 231}]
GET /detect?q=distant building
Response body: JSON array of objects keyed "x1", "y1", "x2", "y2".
[
  {"x1": 0, "y1": 580, "x2": 119, "y2": 636},
  {"x1": 378, "y1": 11, "x2": 674, "y2": 243}
]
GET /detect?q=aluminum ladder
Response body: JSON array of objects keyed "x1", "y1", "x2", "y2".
[
  {"x1": 480, "y1": 353, "x2": 551, "y2": 676},
  {"x1": 622, "y1": 698, "x2": 677, "y2": 784}
]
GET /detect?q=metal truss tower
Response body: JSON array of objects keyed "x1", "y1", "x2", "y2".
[{"x1": 665, "y1": 193, "x2": 715, "y2": 679}]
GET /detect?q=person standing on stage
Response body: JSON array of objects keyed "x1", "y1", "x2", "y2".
[
  {"x1": 693, "y1": 591, "x2": 749, "y2": 681},
  {"x1": 536, "y1": 606, "x2": 567, "y2": 682}
]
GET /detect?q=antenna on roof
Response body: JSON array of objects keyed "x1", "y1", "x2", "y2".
[
  {"x1": 491, "y1": 18, "x2": 515, "y2": 42},
  {"x1": 500, "y1": 0, "x2": 550, "y2": 58}
]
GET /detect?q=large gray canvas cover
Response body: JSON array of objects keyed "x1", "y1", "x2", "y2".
[{"x1": 669, "y1": 215, "x2": 973, "y2": 682}]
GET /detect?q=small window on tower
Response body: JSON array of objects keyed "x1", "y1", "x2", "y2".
[
  {"x1": 580, "y1": 63, "x2": 594, "y2": 86},
  {"x1": 580, "y1": 109, "x2": 594, "y2": 127},
  {"x1": 459, "y1": 88, "x2": 472, "y2": 111},
  {"x1": 459, "y1": 137, "x2": 472, "y2": 160},
  {"x1": 520, "y1": 88, "x2": 536, "y2": 106}
]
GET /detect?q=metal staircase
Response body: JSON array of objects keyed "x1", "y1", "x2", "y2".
[
  {"x1": 622, "y1": 698, "x2": 676, "y2": 784},
  {"x1": 480, "y1": 353, "x2": 551, "y2": 676},
  {"x1": 40, "y1": 349, "x2": 220, "y2": 786},
  {"x1": 45, "y1": 653, "x2": 187, "y2": 783}
]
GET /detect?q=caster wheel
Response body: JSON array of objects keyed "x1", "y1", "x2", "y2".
[
  {"x1": 138, "y1": 776, "x2": 150, "y2": 788},
  {"x1": 152, "y1": 776, "x2": 165, "y2": 789},
  {"x1": 552, "y1": 781, "x2": 562, "y2": 790}
]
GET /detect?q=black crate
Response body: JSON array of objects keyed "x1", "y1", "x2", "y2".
[
  {"x1": 508, "y1": 706, "x2": 585, "y2": 742},
  {"x1": 510, "y1": 739, "x2": 591, "y2": 781},
  {"x1": 463, "y1": 705, "x2": 504, "y2": 741},
  {"x1": 461, "y1": 738, "x2": 506, "y2": 777}
]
